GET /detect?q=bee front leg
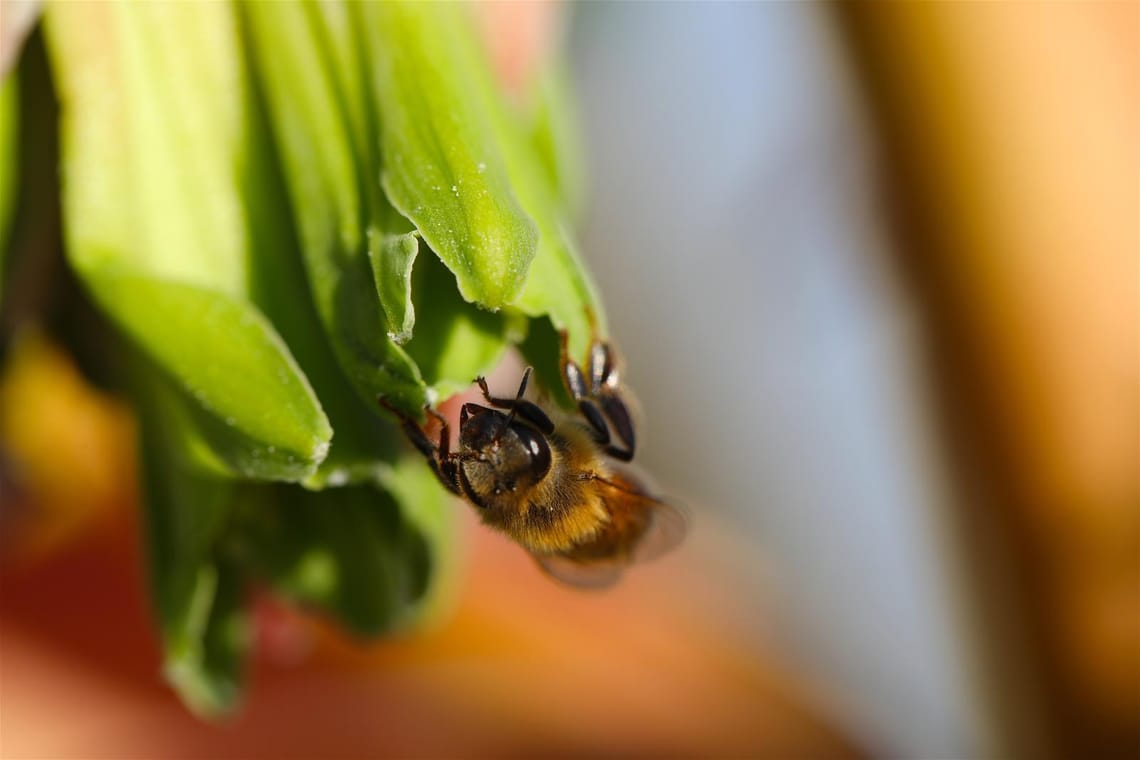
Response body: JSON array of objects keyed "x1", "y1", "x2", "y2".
[
  {"x1": 377, "y1": 398, "x2": 462, "y2": 495},
  {"x1": 474, "y1": 369, "x2": 555, "y2": 434}
]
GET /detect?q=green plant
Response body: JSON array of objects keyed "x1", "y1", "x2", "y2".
[{"x1": 18, "y1": 1, "x2": 603, "y2": 716}]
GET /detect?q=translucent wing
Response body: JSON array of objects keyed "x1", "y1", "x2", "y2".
[
  {"x1": 534, "y1": 554, "x2": 625, "y2": 590},
  {"x1": 597, "y1": 468, "x2": 688, "y2": 564},
  {"x1": 633, "y1": 498, "x2": 688, "y2": 563},
  {"x1": 533, "y1": 476, "x2": 688, "y2": 590}
]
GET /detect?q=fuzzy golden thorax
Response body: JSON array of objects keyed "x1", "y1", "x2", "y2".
[{"x1": 460, "y1": 410, "x2": 611, "y2": 554}]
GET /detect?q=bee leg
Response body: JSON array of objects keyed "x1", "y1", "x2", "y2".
[
  {"x1": 559, "y1": 330, "x2": 592, "y2": 401},
  {"x1": 377, "y1": 398, "x2": 461, "y2": 495},
  {"x1": 599, "y1": 395, "x2": 636, "y2": 461},
  {"x1": 377, "y1": 398, "x2": 435, "y2": 459},
  {"x1": 424, "y1": 407, "x2": 463, "y2": 492},
  {"x1": 587, "y1": 338, "x2": 636, "y2": 459},
  {"x1": 587, "y1": 340, "x2": 620, "y2": 393},
  {"x1": 579, "y1": 401, "x2": 632, "y2": 461},
  {"x1": 559, "y1": 331, "x2": 637, "y2": 461},
  {"x1": 474, "y1": 370, "x2": 555, "y2": 434},
  {"x1": 578, "y1": 399, "x2": 612, "y2": 444},
  {"x1": 456, "y1": 465, "x2": 492, "y2": 511}
]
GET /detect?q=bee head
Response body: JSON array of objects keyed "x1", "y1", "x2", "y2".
[{"x1": 459, "y1": 405, "x2": 553, "y2": 498}]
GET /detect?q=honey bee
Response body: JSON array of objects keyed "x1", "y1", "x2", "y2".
[{"x1": 380, "y1": 333, "x2": 685, "y2": 588}]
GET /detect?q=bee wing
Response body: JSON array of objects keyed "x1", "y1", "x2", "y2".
[
  {"x1": 597, "y1": 469, "x2": 689, "y2": 564},
  {"x1": 632, "y1": 498, "x2": 689, "y2": 563},
  {"x1": 534, "y1": 488, "x2": 688, "y2": 590},
  {"x1": 533, "y1": 554, "x2": 625, "y2": 590}
]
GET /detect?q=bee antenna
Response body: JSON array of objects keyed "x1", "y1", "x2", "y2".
[{"x1": 503, "y1": 367, "x2": 533, "y2": 430}]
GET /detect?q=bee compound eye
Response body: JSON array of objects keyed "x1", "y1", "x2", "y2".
[{"x1": 512, "y1": 424, "x2": 552, "y2": 481}]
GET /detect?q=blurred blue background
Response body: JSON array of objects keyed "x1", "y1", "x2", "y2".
[{"x1": 573, "y1": 5, "x2": 983, "y2": 755}]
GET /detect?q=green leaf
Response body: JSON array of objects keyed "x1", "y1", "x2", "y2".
[
  {"x1": 363, "y1": 1, "x2": 538, "y2": 311},
  {"x1": 513, "y1": 217, "x2": 605, "y2": 368},
  {"x1": 376, "y1": 453, "x2": 458, "y2": 626},
  {"x1": 161, "y1": 560, "x2": 250, "y2": 719},
  {"x1": 244, "y1": 1, "x2": 519, "y2": 414},
  {"x1": 527, "y1": 63, "x2": 586, "y2": 224},
  {"x1": 0, "y1": 74, "x2": 17, "y2": 301},
  {"x1": 234, "y1": 473, "x2": 436, "y2": 637},
  {"x1": 47, "y1": 3, "x2": 247, "y2": 290},
  {"x1": 368, "y1": 215, "x2": 421, "y2": 344},
  {"x1": 310, "y1": 0, "x2": 423, "y2": 345},
  {"x1": 90, "y1": 273, "x2": 330, "y2": 481},
  {"x1": 135, "y1": 364, "x2": 250, "y2": 717},
  {"x1": 137, "y1": 373, "x2": 235, "y2": 627},
  {"x1": 404, "y1": 252, "x2": 526, "y2": 401},
  {"x1": 37, "y1": 0, "x2": 608, "y2": 721},
  {"x1": 229, "y1": 454, "x2": 452, "y2": 637},
  {"x1": 366, "y1": 1, "x2": 603, "y2": 366},
  {"x1": 242, "y1": 1, "x2": 424, "y2": 416},
  {"x1": 44, "y1": 2, "x2": 332, "y2": 480},
  {"x1": 239, "y1": 17, "x2": 401, "y2": 488},
  {"x1": 486, "y1": 71, "x2": 605, "y2": 366},
  {"x1": 517, "y1": 314, "x2": 573, "y2": 410}
]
